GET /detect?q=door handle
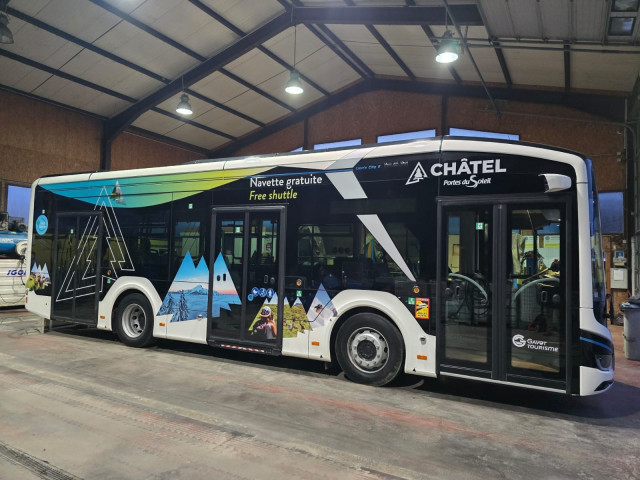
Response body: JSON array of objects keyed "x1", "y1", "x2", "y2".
[
  {"x1": 455, "y1": 285, "x2": 461, "y2": 298},
  {"x1": 540, "y1": 290, "x2": 548, "y2": 303},
  {"x1": 270, "y1": 277, "x2": 276, "y2": 286},
  {"x1": 264, "y1": 275, "x2": 269, "y2": 284}
]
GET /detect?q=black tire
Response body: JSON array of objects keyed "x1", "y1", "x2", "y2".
[
  {"x1": 114, "y1": 293, "x2": 155, "y2": 348},
  {"x1": 335, "y1": 313, "x2": 404, "y2": 386}
]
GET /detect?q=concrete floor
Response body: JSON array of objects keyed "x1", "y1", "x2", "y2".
[{"x1": 0, "y1": 308, "x2": 638, "y2": 480}]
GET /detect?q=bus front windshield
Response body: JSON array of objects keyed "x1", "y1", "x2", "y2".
[{"x1": 588, "y1": 160, "x2": 606, "y2": 325}]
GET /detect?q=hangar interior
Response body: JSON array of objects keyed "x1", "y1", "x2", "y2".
[
  {"x1": 0, "y1": 0, "x2": 638, "y2": 307},
  {"x1": 1, "y1": 2, "x2": 640, "y2": 479}
]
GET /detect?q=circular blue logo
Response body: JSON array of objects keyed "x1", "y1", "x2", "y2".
[
  {"x1": 267, "y1": 288, "x2": 274, "y2": 298},
  {"x1": 251, "y1": 287, "x2": 259, "y2": 296},
  {"x1": 247, "y1": 294, "x2": 254, "y2": 301},
  {"x1": 35, "y1": 215, "x2": 48, "y2": 235},
  {"x1": 259, "y1": 288, "x2": 267, "y2": 298}
]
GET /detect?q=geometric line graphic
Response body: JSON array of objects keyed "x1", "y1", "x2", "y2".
[
  {"x1": 325, "y1": 170, "x2": 417, "y2": 282},
  {"x1": 56, "y1": 187, "x2": 135, "y2": 302}
]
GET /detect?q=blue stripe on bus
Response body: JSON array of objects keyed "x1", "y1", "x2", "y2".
[{"x1": 580, "y1": 336, "x2": 614, "y2": 353}]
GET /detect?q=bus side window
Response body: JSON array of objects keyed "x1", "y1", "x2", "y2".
[{"x1": 170, "y1": 203, "x2": 207, "y2": 282}]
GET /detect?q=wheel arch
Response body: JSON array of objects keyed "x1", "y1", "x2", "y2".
[
  {"x1": 97, "y1": 276, "x2": 163, "y2": 334},
  {"x1": 329, "y1": 306, "x2": 403, "y2": 367},
  {"x1": 112, "y1": 289, "x2": 145, "y2": 316},
  {"x1": 317, "y1": 290, "x2": 435, "y2": 378}
]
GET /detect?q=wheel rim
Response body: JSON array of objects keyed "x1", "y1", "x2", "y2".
[
  {"x1": 122, "y1": 303, "x2": 146, "y2": 338},
  {"x1": 347, "y1": 327, "x2": 389, "y2": 373}
]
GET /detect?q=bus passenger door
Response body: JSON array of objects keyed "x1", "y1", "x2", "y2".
[
  {"x1": 505, "y1": 204, "x2": 567, "y2": 390},
  {"x1": 51, "y1": 212, "x2": 103, "y2": 325},
  {"x1": 438, "y1": 204, "x2": 494, "y2": 378},
  {"x1": 209, "y1": 207, "x2": 285, "y2": 351},
  {"x1": 437, "y1": 199, "x2": 568, "y2": 391}
]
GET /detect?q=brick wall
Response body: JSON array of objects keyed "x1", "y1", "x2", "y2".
[
  {"x1": 111, "y1": 132, "x2": 203, "y2": 171},
  {"x1": 0, "y1": 90, "x2": 102, "y2": 186},
  {"x1": 232, "y1": 90, "x2": 623, "y2": 191},
  {"x1": 0, "y1": 90, "x2": 204, "y2": 211},
  {"x1": 0, "y1": 88, "x2": 625, "y2": 206}
]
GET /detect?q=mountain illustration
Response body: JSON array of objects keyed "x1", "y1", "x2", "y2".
[
  {"x1": 30, "y1": 263, "x2": 50, "y2": 282},
  {"x1": 284, "y1": 295, "x2": 311, "y2": 338},
  {"x1": 307, "y1": 283, "x2": 336, "y2": 327},
  {"x1": 211, "y1": 253, "x2": 241, "y2": 317},
  {"x1": 158, "y1": 252, "x2": 210, "y2": 322},
  {"x1": 186, "y1": 284, "x2": 208, "y2": 295},
  {"x1": 110, "y1": 181, "x2": 125, "y2": 204},
  {"x1": 248, "y1": 292, "x2": 288, "y2": 337}
]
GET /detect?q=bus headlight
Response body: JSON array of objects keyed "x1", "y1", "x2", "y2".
[
  {"x1": 595, "y1": 353, "x2": 613, "y2": 370},
  {"x1": 581, "y1": 335, "x2": 614, "y2": 372}
]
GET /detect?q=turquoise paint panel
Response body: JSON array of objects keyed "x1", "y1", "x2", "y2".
[{"x1": 41, "y1": 167, "x2": 273, "y2": 208}]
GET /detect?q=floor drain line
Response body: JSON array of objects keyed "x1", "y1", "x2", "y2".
[{"x1": 0, "y1": 441, "x2": 82, "y2": 480}]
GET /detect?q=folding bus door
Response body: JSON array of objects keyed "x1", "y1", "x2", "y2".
[
  {"x1": 437, "y1": 197, "x2": 569, "y2": 392},
  {"x1": 438, "y1": 203, "x2": 494, "y2": 378},
  {"x1": 209, "y1": 206, "x2": 285, "y2": 352},
  {"x1": 504, "y1": 203, "x2": 568, "y2": 390},
  {"x1": 51, "y1": 212, "x2": 103, "y2": 325}
]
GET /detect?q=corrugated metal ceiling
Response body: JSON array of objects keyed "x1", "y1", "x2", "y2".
[{"x1": 0, "y1": 0, "x2": 637, "y2": 155}]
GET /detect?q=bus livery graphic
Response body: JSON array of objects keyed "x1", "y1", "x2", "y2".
[{"x1": 26, "y1": 138, "x2": 614, "y2": 395}]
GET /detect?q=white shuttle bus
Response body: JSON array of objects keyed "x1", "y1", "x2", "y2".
[{"x1": 26, "y1": 137, "x2": 614, "y2": 395}]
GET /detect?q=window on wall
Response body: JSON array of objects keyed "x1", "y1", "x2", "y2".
[
  {"x1": 7, "y1": 185, "x2": 30, "y2": 228},
  {"x1": 377, "y1": 129, "x2": 436, "y2": 143},
  {"x1": 291, "y1": 147, "x2": 303, "y2": 152},
  {"x1": 313, "y1": 139, "x2": 362, "y2": 150},
  {"x1": 599, "y1": 192, "x2": 624, "y2": 234},
  {"x1": 449, "y1": 128, "x2": 519, "y2": 141}
]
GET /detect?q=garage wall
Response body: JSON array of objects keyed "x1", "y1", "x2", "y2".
[
  {"x1": 0, "y1": 90, "x2": 203, "y2": 212},
  {"x1": 232, "y1": 90, "x2": 624, "y2": 192},
  {"x1": 0, "y1": 90, "x2": 102, "y2": 186},
  {"x1": 446, "y1": 97, "x2": 624, "y2": 192},
  {"x1": 0, "y1": 88, "x2": 625, "y2": 211},
  {"x1": 233, "y1": 91, "x2": 442, "y2": 158},
  {"x1": 111, "y1": 132, "x2": 203, "y2": 171}
]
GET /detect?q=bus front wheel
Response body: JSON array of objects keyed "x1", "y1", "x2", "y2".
[
  {"x1": 336, "y1": 313, "x2": 404, "y2": 386},
  {"x1": 114, "y1": 293, "x2": 155, "y2": 348}
]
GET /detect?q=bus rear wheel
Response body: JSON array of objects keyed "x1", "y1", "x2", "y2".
[
  {"x1": 114, "y1": 293, "x2": 155, "y2": 348},
  {"x1": 336, "y1": 313, "x2": 404, "y2": 386}
]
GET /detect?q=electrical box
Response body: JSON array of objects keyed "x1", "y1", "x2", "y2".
[{"x1": 610, "y1": 268, "x2": 628, "y2": 290}]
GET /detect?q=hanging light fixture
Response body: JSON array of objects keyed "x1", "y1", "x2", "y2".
[
  {"x1": 435, "y1": 30, "x2": 459, "y2": 63},
  {"x1": 435, "y1": 7, "x2": 459, "y2": 64},
  {"x1": 176, "y1": 93, "x2": 192, "y2": 115},
  {"x1": 285, "y1": 70, "x2": 303, "y2": 95},
  {"x1": 0, "y1": 0, "x2": 14, "y2": 45},
  {"x1": 175, "y1": 77, "x2": 192, "y2": 115},
  {"x1": 285, "y1": 25, "x2": 303, "y2": 95}
]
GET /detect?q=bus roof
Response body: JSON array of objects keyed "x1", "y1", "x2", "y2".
[{"x1": 35, "y1": 136, "x2": 589, "y2": 187}]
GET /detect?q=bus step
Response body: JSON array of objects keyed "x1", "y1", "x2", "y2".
[{"x1": 213, "y1": 342, "x2": 274, "y2": 355}]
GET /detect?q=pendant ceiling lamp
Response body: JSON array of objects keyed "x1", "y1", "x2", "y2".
[
  {"x1": 175, "y1": 77, "x2": 192, "y2": 115},
  {"x1": 285, "y1": 25, "x2": 303, "y2": 95},
  {"x1": 435, "y1": 8, "x2": 459, "y2": 64},
  {"x1": 0, "y1": 0, "x2": 13, "y2": 44},
  {"x1": 436, "y1": 30, "x2": 459, "y2": 63}
]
